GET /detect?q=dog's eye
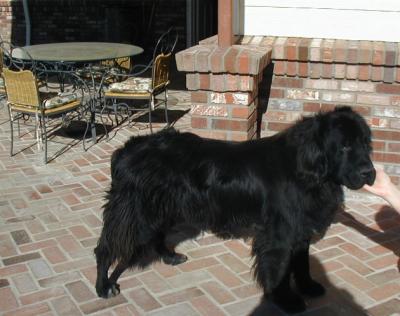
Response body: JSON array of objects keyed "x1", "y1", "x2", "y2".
[{"x1": 341, "y1": 146, "x2": 351, "y2": 153}]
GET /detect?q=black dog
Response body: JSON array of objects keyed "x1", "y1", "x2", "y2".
[{"x1": 95, "y1": 106, "x2": 375, "y2": 313}]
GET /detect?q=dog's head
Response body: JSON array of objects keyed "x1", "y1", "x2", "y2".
[{"x1": 291, "y1": 106, "x2": 375, "y2": 190}]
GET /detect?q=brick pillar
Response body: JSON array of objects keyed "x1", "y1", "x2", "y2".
[
  {"x1": 176, "y1": 41, "x2": 271, "y2": 141},
  {"x1": 0, "y1": 1, "x2": 14, "y2": 43},
  {"x1": 218, "y1": 0, "x2": 233, "y2": 47}
]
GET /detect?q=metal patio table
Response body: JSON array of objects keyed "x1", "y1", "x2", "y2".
[{"x1": 12, "y1": 42, "x2": 144, "y2": 144}]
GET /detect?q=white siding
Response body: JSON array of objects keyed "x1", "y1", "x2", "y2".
[{"x1": 236, "y1": 0, "x2": 400, "y2": 41}]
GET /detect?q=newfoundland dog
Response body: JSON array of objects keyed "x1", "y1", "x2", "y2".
[{"x1": 95, "y1": 106, "x2": 375, "y2": 313}]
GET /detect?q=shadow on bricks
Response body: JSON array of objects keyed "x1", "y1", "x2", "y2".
[
  {"x1": 256, "y1": 63, "x2": 274, "y2": 139},
  {"x1": 249, "y1": 256, "x2": 368, "y2": 316},
  {"x1": 339, "y1": 206, "x2": 400, "y2": 271}
]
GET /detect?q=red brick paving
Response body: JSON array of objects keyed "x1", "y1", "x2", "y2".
[{"x1": 0, "y1": 91, "x2": 399, "y2": 315}]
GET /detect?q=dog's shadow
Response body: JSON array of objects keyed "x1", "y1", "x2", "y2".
[
  {"x1": 338, "y1": 205, "x2": 400, "y2": 271},
  {"x1": 249, "y1": 256, "x2": 368, "y2": 315}
]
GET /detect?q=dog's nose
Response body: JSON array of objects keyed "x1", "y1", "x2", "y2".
[{"x1": 360, "y1": 166, "x2": 376, "y2": 185}]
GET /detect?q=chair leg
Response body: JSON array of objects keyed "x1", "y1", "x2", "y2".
[
  {"x1": 99, "y1": 99, "x2": 109, "y2": 140},
  {"x1": 35, "y1": 113, "x2": 42, "y2": 151},
  {"x1": 17, "y1": 116, "x2": 21, "y2": 137},
  {"x1": 164, "y1": 89, "x2": 169, "y2": 127},
  {"x1": 112, "y1": 99, "x2": 119, "y2": 125},
  {"x1": 149, "y1": 96, "x2": 154, "y2": 134},
  {"x1": 39, "y1": 116, "x2": 48, "y2": 164},
  {"x1": 8, "y1": 109, "x2": 14, "y2": 157}
]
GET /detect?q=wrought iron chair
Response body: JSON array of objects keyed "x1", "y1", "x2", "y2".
[
  {"x1": 131, "y1": 27, "x2": 178, "y2": 76},
  {"x1": 99, "y1": 27, "x2": 178, "y2": 131},
  {"x1": 3, "y1": 68, "x2": 89, "y2": 163},
  {"x1": 77, "y1": 57, "x2": 132, "y2": 83},
  {"x1": 0, "y1": 42, "x2": 35, "y2": 122},
  {"x1": 101, "y1": 53, "x2": 172, "y2": 133},
  {"x1": 101, "y1": 57, "x2": 131, "y2": 73}
]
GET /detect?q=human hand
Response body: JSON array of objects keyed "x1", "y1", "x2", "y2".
[
  {"x1": 363, "y1": 165, "x2": 392, "y2": 198},
  {"x1": 363, "y1": 165, "x2": 400, "y2": 213}
]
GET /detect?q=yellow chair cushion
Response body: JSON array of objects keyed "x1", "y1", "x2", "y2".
[
  {"x1": 0, "y1": 77, "x2": 5, "y2": 92},
  {"x1": 108, "y1": 77, "x2": 152, "y2": 93},
  {"x1": 43, "y1": 92, "x2": 78, "y2": 109}
]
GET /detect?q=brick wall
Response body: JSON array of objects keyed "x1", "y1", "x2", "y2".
[
  {"x1": 0, "y1": 1, "x2": 23, "y2": 43},
  {"x1": 241, "y1": 36, "x2": 400, "y2": 184},
  {"x1": 0, "y1": 0, "x2": 186, "y2": 53}
]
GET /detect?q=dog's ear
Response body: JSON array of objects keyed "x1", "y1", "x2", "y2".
[
  {"x1": 291, "y1": 116, "x2": 328, "y2": 186},
  {"x1": 333, "y1": 105, "x2": 353, "y2": 113}
]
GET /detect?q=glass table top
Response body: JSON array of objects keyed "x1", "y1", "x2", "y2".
[{"x1": 12, "y1": 42, "x2": 144, "y2": 62}]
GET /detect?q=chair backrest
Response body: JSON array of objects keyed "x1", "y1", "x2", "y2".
[
  {"x1": 115, "y1": 57, "x2": 131, "y2": 72},
  {"x1": 101, "y1": 57, "x2": 131, "y2": 72},
  {"x1": 154, "y1": 27, "x2": 178, "y2": 59},
  {"x1": 2, "y1": 68, "x2": 40, "y2": 108},
  {"x1": 151, "y1": 53, "x2": 172, "y2": 90},
  {"x1": 131, "y1": 27, "x2": 178, "y2": 76},
  {"x1": 1, "y1": 43, "x2": 37, "y2": 72}
]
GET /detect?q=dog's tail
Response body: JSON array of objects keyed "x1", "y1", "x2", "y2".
[
  {"x1": 110, "y1": 147, "x2": 123, "y2": 180},
  {"x1": 96, "y1": 196, "x2": 162, "y2": 268}
]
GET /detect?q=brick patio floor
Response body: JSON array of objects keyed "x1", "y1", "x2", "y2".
[{"x1": 0, "y1": 91, "x2": 399, "y2": 316}]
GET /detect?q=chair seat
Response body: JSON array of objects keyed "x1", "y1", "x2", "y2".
[
  {"x1": 10, "y1": 99, "x2": 81, "y2": 116},
  {"x1": 10, "y1": 91, "x2": 80, "y2": 115},
  {"x1": 108, "y1": 77, "x2": 152, "y2": 94},
  {"x1": 43, "y1": 92, "x2": 78, "y2": 109},
  {"x1": 104, "y1": 90, "x2": 150, "y2": 99},
  {"x1": 0, "y1": 77, "x2": 5, "y2": 93}
]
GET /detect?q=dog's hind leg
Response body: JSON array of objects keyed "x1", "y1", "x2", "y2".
[
  {"x1": 159, "y1": 224, "x2": 200, "y2": 265},
  {"x1": 94, "y1": 243, "x2": 120, "y2": 298},
  {"x1": 156, "y1": 232, "x2": 187, "y2": 266},
  {"x1": 159, "y1": 244, "x2": 188, "y2": 265},
  {"x1": 106, "y1": 260, "x2": 130, "y2": 295},
  {"x1": 95, "y1": 260, "x2": 129, "y2": 299},
  {"x1": 292, "y1": 241, "x2": 325, "y2": 297}
]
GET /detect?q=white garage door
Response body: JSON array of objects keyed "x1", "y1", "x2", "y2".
[{"x1": 235, "y1": 0, "x2": 400, "y2": 41}]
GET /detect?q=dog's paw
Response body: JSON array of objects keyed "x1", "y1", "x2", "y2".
[
  {"x1": 96, "y1": 282, "x2": 120, "y2": 299},
  {"x1": 296, "y1": 279, "x2": 326, "y2": 298},
  {"x1": 162, "y1": 253, "x2": 188, "y2": 266},
  {"x1": 270, "y1": 292, "x2": 306, "y2": 314}
]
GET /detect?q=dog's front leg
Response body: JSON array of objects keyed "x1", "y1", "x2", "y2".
[
  {"x1": 252, "y1": 226, "x2": 292, "y2": 292},
  {"x1": 252, "y1": 228, "x2": 306, "y2": 313},
  {"x1": 292, "y1": 241, "x2": 325, "y2": 297}
]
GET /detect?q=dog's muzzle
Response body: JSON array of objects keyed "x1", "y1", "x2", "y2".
[
  {"x1": 342, "y1": 163, "x2": 376, "y2": 190},
  {"x1": 360, "y1": 165, "x2": 376, "y2": 186}
]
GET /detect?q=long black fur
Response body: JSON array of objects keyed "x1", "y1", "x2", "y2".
[{"x1": 95, "y1": 106, "x2": 375, "y2": 313}]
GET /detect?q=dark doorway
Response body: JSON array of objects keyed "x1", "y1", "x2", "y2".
[{"x1": 186, "y1": 0, "x2": 218, "y2": 47}]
